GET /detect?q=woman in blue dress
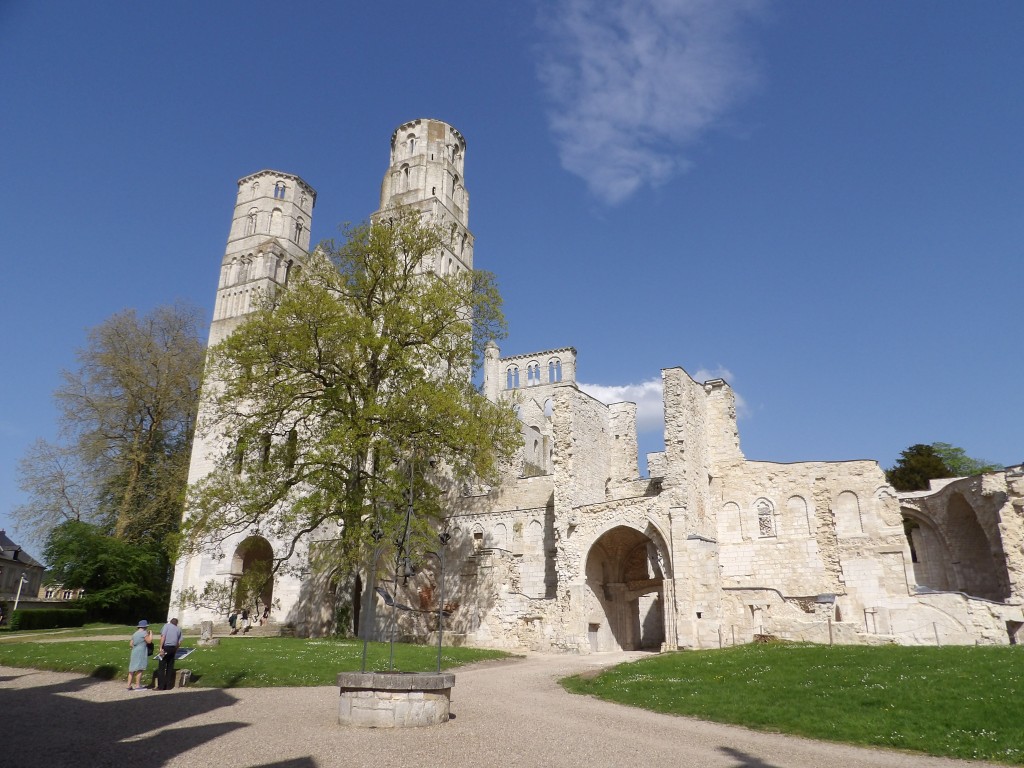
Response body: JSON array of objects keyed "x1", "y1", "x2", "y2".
[{"x1": 127, "y1": 620, "x2": 152, "y2": 690}]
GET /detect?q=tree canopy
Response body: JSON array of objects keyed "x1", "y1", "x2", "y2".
[
  {"x1": 182, "y1": 210, "x2": 521, "y2": 573},
  {"x1": 14, "y1": 304, "x2": 205, "y2": 547},
  {"x1": 43, "y1": 520, "x2": 169, "y2": 620},
  {"x1": 886, "y1": 442, "x2": 1002, "y2": 491}
]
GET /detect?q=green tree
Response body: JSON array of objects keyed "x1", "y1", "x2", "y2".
[
  {"x1": 886, "y1": 444, "x2": 950, "y2": 491},
  {"x1": 14, "y1": 304, "x2": 205, "y2": 548},
  {"x1": 182, "y1": 210, "x2": 521, "y2": 575},
  {"x1": 929, "y1": 442, "x2": 1002, "y2": 477},
  {"x1": 43, "y1": 520, "x2": 168, "y2": 620},
  {"x1": 886, "y1": 442, "x2": 1002, "y2": 491}
]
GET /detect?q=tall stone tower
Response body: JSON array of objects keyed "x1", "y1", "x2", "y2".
[
  {"x1": 378, "y1": 118, "x2": 474, "y2": 275},
  {"x1": 209, "y1": 170, "x2": 316, "y2": 345}
]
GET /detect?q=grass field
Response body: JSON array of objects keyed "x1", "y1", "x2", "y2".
[
  {"x1": 562, "y1": 643, "x2": 1024, "y2": 765},
  {"x1": 0, "y1": 632, "x2": 509, "y2": 688}
]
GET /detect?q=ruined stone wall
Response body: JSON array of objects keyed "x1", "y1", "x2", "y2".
[
  {"x1": 715, "y1": 459, "x2": 911, "y2": 637},
  {"x1": 552, "y1": 387, "x2": 611, "y2": 515},
  {"x1": 607, "y1": 402, "x2": 640, "y2": 490}
]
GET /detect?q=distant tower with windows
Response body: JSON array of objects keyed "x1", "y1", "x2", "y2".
[
  {"x1": 379, "y1": 118, "x2": 474, "y2": 277},
  {"x1": 210, "y1": 170, "x2": 316, "y2": 345}
]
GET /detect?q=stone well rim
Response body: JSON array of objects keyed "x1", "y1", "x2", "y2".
[{"x1": 337, "y1": 671, "x2": 455, "y2": 691}]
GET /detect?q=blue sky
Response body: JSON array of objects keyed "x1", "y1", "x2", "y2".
[{"x1": 1, "y1": 1, "x2": 1021, "y2": 546}]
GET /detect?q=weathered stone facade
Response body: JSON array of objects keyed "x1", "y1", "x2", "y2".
[{"x1": 171, "y1": 119, "x2": 1024, "y2": 650}]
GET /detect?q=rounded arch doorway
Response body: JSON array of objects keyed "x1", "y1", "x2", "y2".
[
  {"x1": 584, "y1": 525, "x2": 669, "y2": 652},
  {"x1": 231, "y1": 535, "x2": 274, "y2": 615}
]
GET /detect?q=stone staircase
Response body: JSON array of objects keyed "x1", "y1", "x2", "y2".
[{"x1": 209, "y1": 621, "x2": 293, "y2": 638}]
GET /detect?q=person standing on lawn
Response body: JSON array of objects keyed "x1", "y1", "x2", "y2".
[
  {"x1": 157, "y1": 618, "x2": 183, "y2": 690},
  {"x1": 127, "y1": 620, "x2": 152, "y2": 690}
]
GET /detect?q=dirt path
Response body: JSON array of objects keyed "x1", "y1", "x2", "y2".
[{"x1": 0, "y1": 654, "x2": 999, "y2": 768}]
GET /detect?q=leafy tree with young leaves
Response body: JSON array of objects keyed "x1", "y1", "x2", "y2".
[
  {"x1": 14, "y1": 305, "x2": 205, "y2": 548},
  {"x1": 886, "y1": 442, "x2": 1002, "y2": 491},
  {"x1": 929, "y1": 442, "x2": 1002, "y2": 477},
  {"x1": 43, "y1": 520, "x2": 168, "y2": 620},
  {"x1": 182, "y1": 210, "x2": 521, "y2": 578}
]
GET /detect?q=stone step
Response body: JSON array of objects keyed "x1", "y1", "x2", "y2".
[{"x1": 209, "y1": 622, "x2": 292, "y2": 638}]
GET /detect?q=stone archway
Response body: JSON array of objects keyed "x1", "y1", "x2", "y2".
[
  {"x1": 231, "y1": 535, "x2": 274, "y2": 613},
  {"x1": 902, "y1": 509, "x2": 953, "y2": 591},
  {"x1": 584, "y1": 525, "x2": 668, "y2": 652},
  {"x1": 946, "y1": 493, "x2": 1007, "y2": 600}
]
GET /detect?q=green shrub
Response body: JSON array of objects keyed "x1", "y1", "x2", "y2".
[{"x1": 10, "y1": 608, "x2": 88, "y2": 631}]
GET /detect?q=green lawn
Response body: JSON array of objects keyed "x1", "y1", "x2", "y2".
[
  {"x1": 562, "y1": 643, "x2": 1024, "y2": 765},
  {"x1": 0, "y1": 635, "x2": 509, "y2": 688}
]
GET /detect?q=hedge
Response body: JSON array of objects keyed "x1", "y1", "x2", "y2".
[{"x1": 9, "y1": 608, "x2": 88, "y2": 631}]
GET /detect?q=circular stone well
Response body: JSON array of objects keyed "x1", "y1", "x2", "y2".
[{"x1": 337, "y1": 671, "x2": 455, "y2": 728}]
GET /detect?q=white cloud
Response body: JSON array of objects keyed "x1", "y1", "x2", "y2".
[
  {"x1": 580, "y1": 366, "x2": 749, "y2": 433},
  {"x1": 579, "y1": 377, "x2": 664, "y2": 432},
  {"x1": 536, "y1": 0, "x2": 765, "y2": 204}
]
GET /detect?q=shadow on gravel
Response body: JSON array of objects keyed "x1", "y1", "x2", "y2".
[
  {"x1": 717, "y1": 746, "x2": 783, "y2": 768},
  {"x1": 2, "y1": 669, "x2": 247, "y2": 768},
  {"x1": 254, "y1": 760, "x2": 317, "y2": 768}
]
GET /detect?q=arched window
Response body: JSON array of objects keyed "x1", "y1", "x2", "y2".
[
  {"x1": 527, "y1": 362, "x2": 540, "y2": 386},
  {"x1": 401, "y1": 165, "x2": 410, "y2": 192},
  {"x1": 756, "y1": 498, "x2": 776, "y2": 538},
  {"x1": 246, "y1": 208, "x2": 258, "y2": 235},
  {"x1": 548, "y1": 358, "x2": 562, "y2": 383},
  {"x1": 408, "y1": 134, "x2": 416, "y2": 155},
  {"x1": 270, "y1": 208, "x2": 283, "y2": 235},
  {"x1": 274, "y1": 181, "x2": 286, "y2": 199},
  {"x1": 252, "y1": 181, "x2": 259, "y2": 195},
  {"x1": 506, "y1": 365, "x2": 519, "y2": 389},
  {"x1": 294, "y1": 218, "x2": 304, "y2": 244}
]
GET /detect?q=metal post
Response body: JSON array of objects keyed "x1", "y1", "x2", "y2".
[
  {"x1": 13, "y1": 574, "x2": 28, "y2": 612},
  {"x1": 389, "y1": 452, "x2": 416, "y2": 672},
  {"x1": 361, "y1": 531, "x2": 386, "y2": 674}
]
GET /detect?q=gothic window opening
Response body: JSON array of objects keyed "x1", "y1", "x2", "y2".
[
  {"x1": 756, "y1": 499, "x2": 776, "y2": 538},
  {"x1": 402, "y1": 165, "x2": 410, "y2": 192},
  {"x1": 246, "y1": 208, "x2": 258, "y2": 235},
  {"x1": 274, "y1": 181, "x2": 286, "y2": 199},
  {"x1": 408, "y1": 134, "x2": 416, "y2": 155},
  {"x1": 284, "y1": 429, "x2": 298, "y2": 470},
  {"x1": 233, "y1": 437, "x2": 246, "y2": 475},
  {"x1": 259, "y1": 433, "x2": 272, "y2": 471},
  {"x1": 294, "y1": 218, "x2": 304, "y2": 244},
  {"x1": 506, "y1": 365, "x2": 519, "y2": 389},
  {"x1": 548, "y1": 358, "x2": 562, "y2": 383},
  {"x1": 527, "y1": 362, "x2": 540, "y2": 386}
]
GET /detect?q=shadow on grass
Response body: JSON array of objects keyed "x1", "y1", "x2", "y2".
[
  {"x1": 717, "y1": 746, "x2": 782, "y2": 768},
  {"x1": 1, "y1": 668, "x2": 246, "y2": 768},
  {"x1": 90, "y1": 664, "x2": 118, "y2": 680}
]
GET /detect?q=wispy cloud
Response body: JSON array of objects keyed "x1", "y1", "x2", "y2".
[
  {"x1": 536, "y1": 0, "x2": 765, "y2": 204},
  {"x1": 580, "y1": 365, "x2": 749, "y2": 432}
]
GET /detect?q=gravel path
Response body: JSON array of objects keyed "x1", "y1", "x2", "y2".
[{"x1": 0, "y1": 654, "x2": 999, "y2": 768}]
